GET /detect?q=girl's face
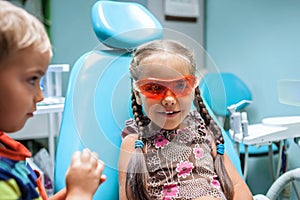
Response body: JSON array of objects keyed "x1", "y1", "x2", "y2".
[
  {"x1": 134, "y1": 56, "x2": 196, "y2": 130},
  {"x1": 0, "y1": 46, "x2": 50, "y2": 132}
]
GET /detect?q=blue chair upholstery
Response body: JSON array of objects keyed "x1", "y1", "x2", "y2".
[
  {"x1": 54, "y1": 1, "x2": 162, "y2": 199},
  {"x1": 54, "y1": 2, "x2": 242, "y2": 199},
  {"x1": 91, "y1": 1, "x2": 162, "y2": 49},
  {"x1": 200, "y1": 72, "x2": 252, "y2": 117}
]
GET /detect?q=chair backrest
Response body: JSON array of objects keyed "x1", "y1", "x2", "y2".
[
  {"x1": 54, "y1": 1, "x2": 162, "y2": 199},
  {"x1": 200, "y1": 72, "x2": 252, "y2": 117},
  {"x1": 54, "y1": 2, "x2": 242, "y2": 199}
]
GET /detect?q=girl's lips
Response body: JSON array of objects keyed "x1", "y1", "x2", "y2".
[
  {"x1": 158, "y1": 110, "x2": 181, "y2": 116},
  {"x1": 27, "y1": 113, "x2": 34, "y2": 117}
]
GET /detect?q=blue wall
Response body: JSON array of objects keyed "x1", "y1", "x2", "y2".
[
  {"x1": 206, "y1": 1, "x2": 300, "y2": 196},
  {"x1": 205, "y1": 0, "x2": 300, "y2": 123},
  {"x1": 51, "y1": 0, "x2": 99, "y2": 92}
]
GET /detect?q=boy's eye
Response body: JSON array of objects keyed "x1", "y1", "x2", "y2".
[{"x1": 28, "y1": 76, "x2": 39, "y2": 85}]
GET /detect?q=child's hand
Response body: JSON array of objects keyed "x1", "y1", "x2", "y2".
[{"x1": 65, "y1": 148, "x2": 106, "y2": 200}]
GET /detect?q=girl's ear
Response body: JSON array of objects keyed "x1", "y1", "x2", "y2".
[
  {"x1": 191, "y1": 88, "x2": 196, "y2": 100},
  {"x1": 133, "y1": 90, "x2": 142, "y2": 105}
]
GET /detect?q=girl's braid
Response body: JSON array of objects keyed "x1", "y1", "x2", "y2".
[
  {"x1": 194, "y1": 87, "x2": 233, "y2": 200},
  {"x1": 194, "y1": 87, "x2": 224, "y2": 144},
  {"x1": 131, "y1": 91, "x2": 144, "y2": 129},
  {"x1": 125, "y1": 91, "x2": 151, "y2": 200},
  {"x1": 131, "y1": 91, "x2": 150, "y2": 134}
]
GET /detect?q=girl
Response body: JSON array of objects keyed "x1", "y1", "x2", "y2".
[{"x1": 119, "y1": 40, "x2": 253, "y2": 200}]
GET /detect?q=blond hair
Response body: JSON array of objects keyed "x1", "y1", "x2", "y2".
[{"x1": 0, "y1": 0, "x2": 52, "y2": 63}]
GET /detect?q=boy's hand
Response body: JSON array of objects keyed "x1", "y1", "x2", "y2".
[{"x1": 65, "y1": 148, "x2": 106, "y2": 200}]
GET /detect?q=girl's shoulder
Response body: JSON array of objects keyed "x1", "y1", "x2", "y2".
[
  {"x1": 187, "y1": 110, "x2": 205, "y2": 125},
  {"x1": 122, "y1": 119, "x2": 138, "y2": 138},
  {"x1": 188, "y1": 110, "x2": 215, "y2": 147},
  {"x1": 120, "y1": 119, "x2": 139, "y2": 154}
]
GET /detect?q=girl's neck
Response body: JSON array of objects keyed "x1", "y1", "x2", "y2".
[{"x1": 148, "y1": 119, "x2": 189, "y2": 132}]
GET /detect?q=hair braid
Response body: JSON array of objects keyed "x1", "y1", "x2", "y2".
[
  {"x1": 125, "y1": 91, "x2": 151, "y2": 200},
  {"x1": 194, "y1": 87, "x2": 234, "y2": 200},
  {"x1": 131, "y1": 91, "x2": 144, "y2": 127}
]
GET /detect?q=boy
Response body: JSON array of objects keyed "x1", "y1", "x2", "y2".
[{"x1": 0, "y1": 1, "x2": 106, "y2": 199}]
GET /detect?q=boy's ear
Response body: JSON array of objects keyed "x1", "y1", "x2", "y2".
[{"x1": 133, "y1": 90, "x2": 142, "y2": 105}]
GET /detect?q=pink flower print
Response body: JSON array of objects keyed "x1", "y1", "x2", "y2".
[
  {"x1": 162, "y1": 182, "x2": 179, "y2": 199},
  {"x1": 154, "y1": 135, "x2": 168, "y2": 148},
  {"x1": 193, "y1": 146, "x2": 204, "y2": 159},
  {"x1": 210, "y1": 175, "x2": 221, "y2": 188},
  {"x1": 176, "y1": 161, "x2": 194, "y2": 178}
]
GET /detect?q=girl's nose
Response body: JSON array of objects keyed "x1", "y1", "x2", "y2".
[
  {"x1": 34, "y1": 87, "x2": 44, "y2": 103},
  {"x1": 161, "y1": 90, "x2": 176, "y2": 106}
]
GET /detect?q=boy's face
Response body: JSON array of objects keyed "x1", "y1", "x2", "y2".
[{"x1": 0, "y1": 46, "x2": 50, "y2": 133}]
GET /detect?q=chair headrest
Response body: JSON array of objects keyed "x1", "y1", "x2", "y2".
[
  {"x1": 200, "y1": 72, "x2": 252, "y2": 116},
  {"x1": 91, "y1": 1, "x2": 163, "y2": 49}
]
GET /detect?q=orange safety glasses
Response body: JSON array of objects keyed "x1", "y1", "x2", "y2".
[{"x1": 135, "y1": 75, "x2": 198, "y2": 99}]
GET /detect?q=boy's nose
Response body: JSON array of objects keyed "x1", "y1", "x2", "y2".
[
  {"x1": 34, "y1": 88, "x2": 44, "y2": 103},
  {"x1": 161, "y1": 90, "x2": 176, "y2": 106}
]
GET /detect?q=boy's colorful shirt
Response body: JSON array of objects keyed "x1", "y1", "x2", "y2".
[{"x1": 0, "y1": 132, "x2": 47, "y2": 200}]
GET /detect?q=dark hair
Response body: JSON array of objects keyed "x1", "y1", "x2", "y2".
[
  {"x1": 126, "y1": 39, "x2": 234, "y2": 200},
  {"x1": 194, "y1": 87, "x2": 234, "y2": 200},
  {"x1": 125, "y1": 92, "x2": 151, "y2": 200}
]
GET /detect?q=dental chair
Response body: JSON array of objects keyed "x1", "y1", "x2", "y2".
[
  {"x1": 54, "y1": 1, "x2": 299, "y2": 199},
  {"x1": 200, "y1": 72, "x2": 252, "y2": 121},
  {"x1": 54, "y1": 1, "x2": 162, "y2": 199}
]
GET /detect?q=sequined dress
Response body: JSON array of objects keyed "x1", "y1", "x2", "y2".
[{"x1": 122, "y1": 110, "x2": 226, "y2": 200}]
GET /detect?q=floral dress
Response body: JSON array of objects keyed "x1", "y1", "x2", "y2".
[{"x1": 122, "y1": 110, "x2": 226, "y2": 200}]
